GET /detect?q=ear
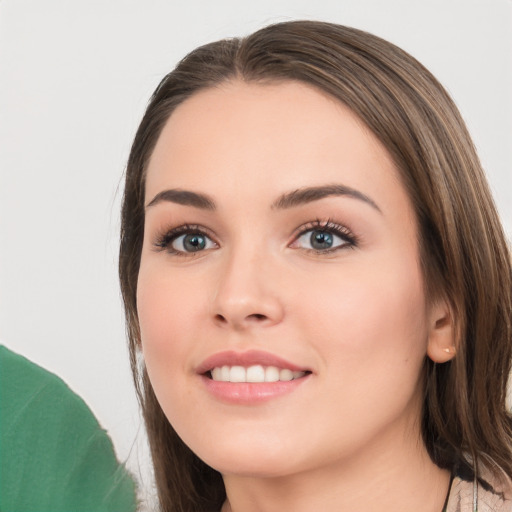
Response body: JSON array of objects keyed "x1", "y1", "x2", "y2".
[{"x1": 426, "y1": 298, "x2": 456, "y2": 363}]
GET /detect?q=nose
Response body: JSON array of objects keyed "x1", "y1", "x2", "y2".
[{"x1": 211, "y1": 247, "x2": 285, "y2": 330}]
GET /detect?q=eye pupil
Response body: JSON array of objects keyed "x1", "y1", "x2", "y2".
[
  {"x1": 183, "y1": 234, "x2": 206, "y2": 252},
  {"x1": 310, "y1": 230, "x2": 333, "y2": 249}
]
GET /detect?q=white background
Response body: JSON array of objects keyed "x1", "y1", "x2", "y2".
[{"x1": 1, "y1": 0, "x2": 511, "y2": 508}]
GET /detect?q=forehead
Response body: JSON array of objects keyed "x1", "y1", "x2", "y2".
[{"x1": 145, "y1": 80, "x2": 409, "y2": 218}]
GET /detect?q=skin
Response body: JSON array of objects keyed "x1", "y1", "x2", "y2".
[{"x1": 137, "y1": 80, "x2": 455, "y2": 511}]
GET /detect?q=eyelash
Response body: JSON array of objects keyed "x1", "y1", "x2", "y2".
[
  {"x1": 291, "y1": 219, "x2": 358, "y2": 254},
  {"x1": 153, "y1": 219, "x2": 358, "y2": 256},
  {"x1": 153, "y1": 224, "x2": 216, "y2": 256}
]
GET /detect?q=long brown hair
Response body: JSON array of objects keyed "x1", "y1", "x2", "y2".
[{"x1": 119, "y1": 20, "x2": 512, "y2": 512}]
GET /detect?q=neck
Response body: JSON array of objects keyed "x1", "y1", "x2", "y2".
[{"x1": 221, "y1": 433, "x2": 450, "y2": 512}]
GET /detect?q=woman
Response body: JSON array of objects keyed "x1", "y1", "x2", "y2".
[{"x1": 119, "y1": 21, "x2": 512, "y2": 512}]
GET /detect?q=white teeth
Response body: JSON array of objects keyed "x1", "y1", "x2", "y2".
[
  {"x1": 229, "y1": 365, "x2": 246, "y2": 382},
  {"x1": 279, "y1": 368, "x2": 293, "y2": 381},
  {"x1": 265, "y1": 366, "x2": 280, "y2": 382},
  {"x1": 246, "y1": 365, "x2": 265, "y2": 382},
  {"x1": 210, "y1": 365, "x2": 307, "y2": 383},
  {"x1": 211, "y1": 367, "x2": 222, "y2": 381},
  {"x1": 221, "y1": 365, "x2": 230, "y2": 381}
]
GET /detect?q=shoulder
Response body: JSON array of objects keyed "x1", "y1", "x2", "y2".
[{"x1": 445, "y1": 460, "x2": 512, "y2": 512}]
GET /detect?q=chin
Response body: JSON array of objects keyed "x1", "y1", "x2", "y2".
[
  {"x1": 187, "y1": 435, "x2": 303, "y2": 478},
  {"x1": 206, "y1": 454, "x2": 297, "y2": 479}
]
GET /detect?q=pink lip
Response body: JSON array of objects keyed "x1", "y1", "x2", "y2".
[
  {"x1": 196, "y1": 350, "x2": 311, "y2": 405},
  {"x1": 196, "y1": 349, "x2": 309, "y2": 374},
  {"x1": 200, "y1": 376, "x2": 310, "y2": 404}
]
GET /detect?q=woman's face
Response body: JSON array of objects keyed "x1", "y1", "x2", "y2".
[{"x1": 137, "y1": 81, "x2": 444, "y2": 477}]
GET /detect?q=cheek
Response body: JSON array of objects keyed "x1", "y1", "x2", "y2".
[
  {"x1": 297, "y1": 252, "x2": 429, "y2": 376},
  {"x1": 136, "y1": 265, "x2": 200, "y2": 388},
  {"x1": 136, "y1": 265, "x2": 209, "y2": 434},
  {"x1": 294, "y1": 258, "x2": 429, "y2": 449}
]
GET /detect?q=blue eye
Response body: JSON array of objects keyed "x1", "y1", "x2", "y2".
[
  {"x1": 155, "y1": 225, "x2": 217, "y2": 255},
  {"x1": 171, "y1": 233, "x2": 215, "y2": 253},
  {"x1": 296, "y1": 230, "x2": 345, "y2": 250},
  {"x1": 292, "y1": 222, "x2": 356, "y2": 253}
]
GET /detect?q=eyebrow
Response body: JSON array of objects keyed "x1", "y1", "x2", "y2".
[
  {"x1": 146, "y1": 189, "x2": 216, "y2": 210},
  {"x1": 271, "y1": 184, "x2": 381, "y2": 213},
  {"x1": 146, "y1": 184, "x2": 381, "y2": 213}
]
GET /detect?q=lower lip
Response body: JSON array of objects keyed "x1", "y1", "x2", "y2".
[{"x1": 200, "y1": 374, "x2": 310, "y2": 404}]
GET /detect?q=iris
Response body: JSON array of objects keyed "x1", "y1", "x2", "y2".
[
  {"x1": 183, "y1": 234, "x2": 206, "y2": 252},
  {"x1": 310, "y1": 231, "x2": 333, "y2": 250}
]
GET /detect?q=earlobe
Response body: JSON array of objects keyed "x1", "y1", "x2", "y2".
[{"x1": 426, "y1": 300, "x2": 457, "y2": 363}]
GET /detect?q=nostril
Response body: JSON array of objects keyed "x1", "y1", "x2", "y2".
[
  {"x1": 215, "y1": 314, "x2": 228, "y2": 324},
  {"x1": 214, "y1": 312, "x2": 268, "y2": 325},
  {"x1": 246, "y1": 313, "x2": 268, "y2": 322}
]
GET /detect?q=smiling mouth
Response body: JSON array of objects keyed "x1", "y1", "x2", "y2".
[{"x1": 208, "y1": 365, "x2": 310, "y2": 383}]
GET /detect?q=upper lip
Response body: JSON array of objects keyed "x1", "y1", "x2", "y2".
[{"x1": 196, "y1": 349, "x2": 310, "y2": 374}]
